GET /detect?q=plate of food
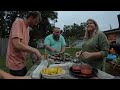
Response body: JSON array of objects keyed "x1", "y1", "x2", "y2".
[
  {"x1": 49, "y1": 53, "x2": 72, "y2": 61},
  {"x1": 69, "y1": 64, "x2": 98, "y2": 78},
  {"x1": 41, "y1": 66, "x2": 65, "y2": 79}
]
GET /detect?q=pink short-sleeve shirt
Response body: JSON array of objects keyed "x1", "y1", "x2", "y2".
[{"x1": 6, "y1": 18, "x2": 29, "y2": 70}]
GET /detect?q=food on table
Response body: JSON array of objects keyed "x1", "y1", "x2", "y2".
[
  {"x1": 71, "y1": 64, "x2": 93, "y2": 76},
  {"x1": 80, "y1": 64, "x2": 92, "y2": 75},
  {"x1": 41, "y1": 66, "x2": 64, "y2": 75},
  {"x1": 72, "y1": 65, "x2": 81, "y2": 71},
  {"x1": 49, "y1": 53, "x2": 72, "y2": 61}
]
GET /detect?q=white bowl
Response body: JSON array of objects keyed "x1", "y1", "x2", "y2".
[{"x1": 41, "y1": 69, "x2": 65, "y2": 79}]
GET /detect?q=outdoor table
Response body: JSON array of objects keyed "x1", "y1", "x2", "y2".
[{"x1": 26, "y1": 58, "x2": 115, "y2": 79}]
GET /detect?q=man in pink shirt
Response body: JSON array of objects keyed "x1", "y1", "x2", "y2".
[{"x1": 6, "y1": 11, "x2": 42, "y2": 76}]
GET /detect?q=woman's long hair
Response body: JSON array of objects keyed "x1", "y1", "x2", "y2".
[{"x1": 84, "y1": 19, "x2": 99, "y2": 40}]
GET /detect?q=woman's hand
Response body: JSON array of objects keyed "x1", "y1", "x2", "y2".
[
  {"x1": 81, "y1": 52, "x2": 94, "y2": 59},
  {"x1": 75, "y1": 50, "x2": 82, "y2": 58}
]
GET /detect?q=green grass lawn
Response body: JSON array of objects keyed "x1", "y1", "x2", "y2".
[
  {"x1": 0, "y1": 48, "x2": 80, "y2": 73},
  {"x1": 0, "y1": 56, "x2": 9, "y2": 72}
]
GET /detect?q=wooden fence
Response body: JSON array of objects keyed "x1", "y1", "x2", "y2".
[{"x1": 0, "y1": 38, "x2": 8, "y2": 56}]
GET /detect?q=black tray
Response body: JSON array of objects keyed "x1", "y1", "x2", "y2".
[{"x1": 69, "y1": 67, "x2": 98, "y2": 78}]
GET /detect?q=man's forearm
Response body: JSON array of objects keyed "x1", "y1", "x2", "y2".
[
  {"x1": 92, "y1": 52, "x2": 103, "y2": 59},
  {"x1": 61, "y1": 46, "x2": 65, "y2": 53},
  {"x1": 13, "y1": 41, "x2": 37, "y2": 53},
  {"x1": 0, "y1": 70, "x2": 14, "y2": 79},
  {"x1": 45, "y1": 45, "x2": 53, "y2": 51}
]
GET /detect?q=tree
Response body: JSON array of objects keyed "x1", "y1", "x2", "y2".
[
  {"x1": 63, "y1": 22, "x2": 86, "y2": 47},
  {"x1": 3, "y1": 11, "x2": 29, "y2": 38},
  {"x1": 63, "y1": 22, "x2": 86, "y2": 39},
  {"x1": 29, "y1": 11, "x2": 58, "y2": 47},
  {"x1": 0, "y1": 11, "x2": 5, "y2": 38},
  {"x1": 0, "y1": 11, "x2": 58, "y2": 47}
]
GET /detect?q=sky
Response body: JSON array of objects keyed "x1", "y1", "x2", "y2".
[{"x1": 54, "y1": 11, "x2": 120, "y2": 31}]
